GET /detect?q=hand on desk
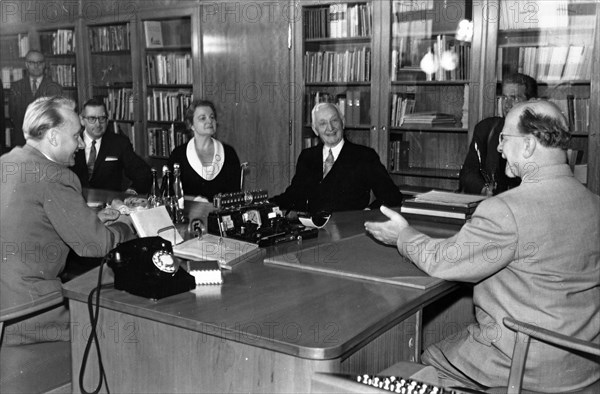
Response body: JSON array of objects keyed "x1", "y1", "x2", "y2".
[
  {"x1": 97, "y1": 207, "x2": 121, "y2": 224},
  {"x1": 364, "y1": 206, "x2": 409, "y2": 246}
]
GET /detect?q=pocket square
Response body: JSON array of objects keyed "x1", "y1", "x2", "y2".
[{"x1": 105, "y1": 156, "x2": 119, "y2": 162}]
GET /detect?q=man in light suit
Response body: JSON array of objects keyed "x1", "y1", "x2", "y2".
[
  {"x1": 365, "y1": 100, "x2": 599, "y2": 392},
  {"x1": 70, "y1": 98, "x2": 152, "y2": 194},
  {"x1": 0, "y1": 96, "x2": 135, "y2": 345},
  {"x1": 271, "y1": 102, "x2": 402, "y2": 212},
  {"x1": 9, "y1": 50, "x2": 63, "y2": 147}
]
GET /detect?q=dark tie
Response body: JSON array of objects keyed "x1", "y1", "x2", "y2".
[
  {"x1": 323, "y1": 149, "x2": 334, "y2": 178},
  {"x1": 31, "y1": 79, "x2": 38, "y2": 94},
  {"x1": 87, "y1": 140, "x2": 96, "y2": 179}
]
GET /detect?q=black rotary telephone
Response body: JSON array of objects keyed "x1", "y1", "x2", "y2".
[{"x1": 107, "y1": 237, "x2": 196, "y2": 300}]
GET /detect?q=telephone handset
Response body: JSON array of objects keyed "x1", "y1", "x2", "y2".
[{"x1": 107, "y1": 236, "x2": 196, "y2": 300}]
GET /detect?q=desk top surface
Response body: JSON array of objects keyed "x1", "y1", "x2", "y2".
[{"x1": 64, "y1": 191, "x2": 460, "y2": 360}]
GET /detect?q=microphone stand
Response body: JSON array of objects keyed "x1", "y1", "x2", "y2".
[{"x1": 240, "y1": 162, "x2": 249, "y2": 191}]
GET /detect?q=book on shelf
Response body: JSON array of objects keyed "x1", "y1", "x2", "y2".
[
  {"x1": 147, "y1": 125, "x2": 190, "y2": 157},
  {"x1": 89, "y1": 24, "x2": 130, "y2": 52},
  {"x1": 144, "y1": 21, "x2": 164, "y2": 48},
  {"x1": 173, "y1": 234, "x2": 265, "y2": 271},
  {"x1": 304, "y1": 3, "x2": 371, "y2": 39},
  {"x1": 304, "y1": 47, "x2": 371, "y2": 83},
  {"x1": 402, "y1": 112, "x2": 456, "y2": 126}
]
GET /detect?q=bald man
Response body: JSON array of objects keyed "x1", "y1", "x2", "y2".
[
  {"x1": 9, "y1": 50, "x2": 63, "y2": 147},
  {"x1": 365, "y1": 100, "x2": 599, "y2": 392}
]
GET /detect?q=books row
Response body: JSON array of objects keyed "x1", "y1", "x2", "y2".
[
  {"x1": 550, "y1": 96, "x2": 590, "y2": 133},
  {"x1": 303, "y1": 3, "x2": 372, "y2": 39},
  {"x1": 402, "y1": 112, "x2": 456, "y2": 126},
  {"x1": 1, "y1": 34, "x2": 30, "y2": 59},
  {"x1": 147, "y1": 125, "x2": 190, "y2": 157},
  {"x1": 304, "y1": 47, "x2": 371, "y2": 83},
  {"x1": 147, "y1": 90, "x2": 193, "y2": 122},
  {"x1": 146, "y1": 53, "x2": 193, "y2": 85},
  {"x1": 391, "y1": 94, "x2": 416, "y2": 127},
  {"x1": 40, "y1": 29, "x2": 75, "y2": 55},
  {"x1": 494, "y1": 96, "x2": 590, "y2": 133},
  {"x1": 89, "y1": 24, "x2": 130, "y2": 52},
  {"x1": 48, "y1": 64, "x2": 76, "y2": 88},
  {"x1": 1, "y1": 67, "x2": 24, "y2": 88},
  {"x1": 306, "y1": 90, "x2": 370, "y2": 126},
  {"x1": 103, "y1": 88, "x2": 135, "y2": 121},
  {"x1": 499, "y1": 1, "x2": 596, "y2": 31},
  {"x1": 498, "y1": 45, "x2": 592, "y2": 81},
  {"x1": 389, "y1": 140, "x2": 410, "y2": 171}
]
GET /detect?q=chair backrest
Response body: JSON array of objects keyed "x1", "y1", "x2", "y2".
[
  {"x1": 0, "y1": 291, "x2": 72, "y2": 394},
  {"x1": 503, "y1": 316, "x2": 600, "y2": 394}
]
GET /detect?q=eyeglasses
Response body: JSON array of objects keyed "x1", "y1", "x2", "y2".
[
  {"x1": 500, "y1": 95, "x2": 526, "y2": 105},
  {"x1": 499, "y1": 133, "x2": 526, "y2": 143},
  {"x1": 26, "y1": 61, "x2": 45, "y2": 67},
  {"x1": 83, "y1": 116, "x2": 108, "y2": 124}
]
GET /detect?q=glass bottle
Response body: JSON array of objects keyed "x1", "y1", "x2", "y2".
[
  {"x1": 160, "y1": 165, "x2": 170, "y2": 202},
  {"x1": 148, "y1": 168, "x2": 162, "y2": 207},
  {"x1": 173, "y1": 163, "x2": 184, "y2": 210}
]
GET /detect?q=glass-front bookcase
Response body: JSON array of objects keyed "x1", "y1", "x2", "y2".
[{"x1": 495, "y1": 0, "x2": 597, "y2": 187}]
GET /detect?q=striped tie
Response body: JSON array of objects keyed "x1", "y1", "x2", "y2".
[
  {"x1": 87, "y1": 140, "x2": 96, "y2": 179},
  {"x1": 323, "y1": 149, "x2": 334, "y2": 178}
]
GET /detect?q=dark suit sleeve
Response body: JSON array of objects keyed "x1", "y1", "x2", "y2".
[
  {"x1": 459, "y1": 120, "x2": 489, "y2": 194},
  {"x1": 366, "y1": 148, "x2": 403, "y2": 208},
  {"x1": 270, "y1": 149, "x2": 312, "y2": 211},
  {"x1": 120, "y1": 137, "x2": 152, "y2": 194}
]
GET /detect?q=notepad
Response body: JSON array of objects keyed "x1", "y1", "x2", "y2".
[
  {"x1": 184, "y1": 260, "x2": 222, "y2": 285},
  {"x1": 173, "y1": 234, "x2": 265, "y2": 270}
]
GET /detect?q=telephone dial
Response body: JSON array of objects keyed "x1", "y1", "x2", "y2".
[{"x1": 107, "y1": 237, "x2": 196, "y2": 300}]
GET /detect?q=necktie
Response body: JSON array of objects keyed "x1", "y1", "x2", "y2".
[
  {"x1": 31, "y1": 78, "x2": 38, "y2": 94},
  {"x1": 323, "y1": 149, "x2": 334, "y2": 178},
  {"x1": 87, "y1": 140, "x2": 96, "y2": 179}
]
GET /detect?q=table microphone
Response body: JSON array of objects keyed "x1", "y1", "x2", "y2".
[{"x1": 240, "y1": 162, "x2": 249, "y2": 190}]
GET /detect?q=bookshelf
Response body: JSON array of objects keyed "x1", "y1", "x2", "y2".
[
  {"x1": 140, "y1": 15, "x2": 194, "y2": 160},
  {"x1": 385, "y1": 1, "x2": 473, "y2": 191},
  {"x1": 85, "y1": 19, "x2": 139, "y2": 151},
  {"x1": 294, "y1": 0, "x2": 477, "y2": 191},
  {"x1": 37, "y1": 26, "x2": 78, "y2": 103},
  {"x1": 0, "y1": 31, "x2": 28, "y2": 148},
  {"x1": 299, "y1": 2, "x2": 374, "y2": 149},
  {"x1": 487, "y1": 0, "x2": 598, "y2": 192}
]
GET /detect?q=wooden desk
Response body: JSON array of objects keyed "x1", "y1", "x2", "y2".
[{"x1": 64, "y1": 203, "x2": 473, "y2": 393}]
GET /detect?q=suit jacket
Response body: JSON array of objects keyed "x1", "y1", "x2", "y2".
[
  {"x1": 398, "y1": 164, "x2": 600, "y2": 391},
  {"x1": 9, "y1": 74, "x2": 63, "y2": 147},
  {"x1": 0, "y1": 144, "x2": 133, "y2": 344},
  {"x1": 459, "y1": 117, "x2": 520, "y2": 195},
  {"x1": 272, "y1": 140, "x2": 402, "y2": 212},
  {"x1": 71, "y1": 130, "x2": 152, "y2": 194}
]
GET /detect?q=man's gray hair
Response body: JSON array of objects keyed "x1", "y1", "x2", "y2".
[
  {"x1": 23, "y1": 96, "x2": 76, "y2": 140},
  {"x1": 311, "y1": 102, "x2": 345, "y2": 128}
]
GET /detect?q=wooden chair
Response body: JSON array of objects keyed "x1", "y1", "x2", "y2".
[
  {"x1": 0, "y1": 292, "x2": 72, "y2": 394},
  {"x1": 500, "y1": 316, "x2": 600, "y2": 394}
]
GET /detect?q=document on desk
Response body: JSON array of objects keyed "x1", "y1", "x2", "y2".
[
  {"x1": 173, "y1": 234, "x2": 265, "y2": 270},
  {"x1": 264, "y1": 234, "x2": 444, "y2": 290}
]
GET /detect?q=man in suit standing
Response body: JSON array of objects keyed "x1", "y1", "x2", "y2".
[
  {"x1": 9, "y1": 50, "x2": 63, "y2": 147},
  {"x1": 70, "y1": 98, "x2": 152, "y2": 194},
  {"x1": 271, "y1": 102, "x2": 402, "y2": 212},
  {"x1": 365, "y1": 100, "x2": 599, "y2": 392}
]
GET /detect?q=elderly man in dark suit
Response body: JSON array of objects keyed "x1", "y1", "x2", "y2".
[
  {"x1": 70, "y1": 98, "x2": 152, "y2": 194},
  {"x1": 271, "y1": 102, "x2": 402, "y2": 213},
  {"x1": 9, "y1": 50, "x2": 63, "y2": 147}
]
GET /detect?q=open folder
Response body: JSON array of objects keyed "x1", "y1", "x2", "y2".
[
  {"x1": 173, "y1": 234, "x2": 265, "y2": 270},
  {"x1": 130, "y1": 206, "x2": 184, "y2": 245}
]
